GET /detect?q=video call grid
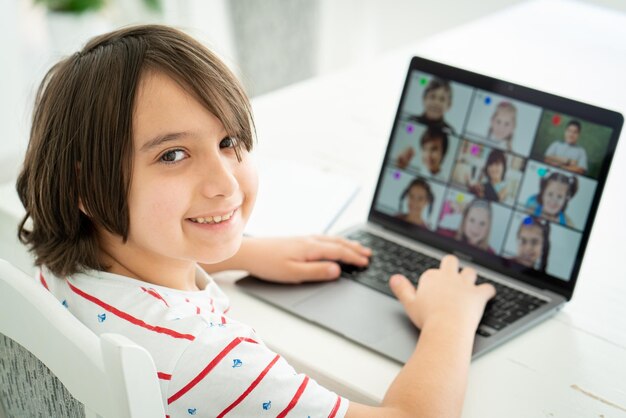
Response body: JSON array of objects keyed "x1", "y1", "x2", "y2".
[{"x1": 375, "y1": 70, "x2": 612, "y2": 281}]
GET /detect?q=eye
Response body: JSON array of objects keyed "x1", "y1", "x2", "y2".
[
  {"x1": 220, "y1": 136, "x2": 237, "y2": 149},
  {"x1": 159, "y1": 149, "x2": 188, "y2": 165}
]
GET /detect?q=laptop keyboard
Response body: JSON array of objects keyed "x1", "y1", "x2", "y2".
[{"x1": 342, "y1": 231, "x2": 548, "y2": 337}]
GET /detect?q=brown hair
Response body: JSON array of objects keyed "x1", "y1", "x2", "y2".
[{"x1": 16, "y1": 24, "x2": 254, "y2": 277}]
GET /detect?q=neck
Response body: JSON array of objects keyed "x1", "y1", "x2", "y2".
[
  {"x1": 98, "y1": 233, "x2": 199, "y2": 291},
  {"x1": 407, "y1": 211, "x2": 424, "y2": 225}
]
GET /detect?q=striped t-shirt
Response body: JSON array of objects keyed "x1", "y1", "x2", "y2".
[{"x1": 39, "y1": 266, "x2": 349, "y2": 417}]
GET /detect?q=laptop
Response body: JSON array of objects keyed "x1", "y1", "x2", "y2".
[{"x1": 236, "y1": 56, "x2": 624, "y2": 362}]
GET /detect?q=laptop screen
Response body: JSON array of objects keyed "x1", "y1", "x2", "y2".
[{"x1": 370, "y1": 57, "x2": 623, "y2": 296}]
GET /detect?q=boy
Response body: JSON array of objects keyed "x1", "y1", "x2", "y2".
[
  {"x1": 17, "y1": 25, "x2": 494, "y2": 417},
  {"x1": 543, "y1": 120, "x2": 588, "y2": 174},
  {"x1": 409, "y1": 77, "x2": 456, "y2": 135},
  {"x1": 396, "y1": 127, "x2": 449, "y2": 180}
]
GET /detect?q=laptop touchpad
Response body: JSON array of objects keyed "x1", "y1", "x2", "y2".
[{"x1": 292, "y1": 279, "x2": 410, "y2": 344}]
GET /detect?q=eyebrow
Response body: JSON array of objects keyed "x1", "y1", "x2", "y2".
[{"x1": 139, "y1": 131, "x2": 192, "y2": 152}]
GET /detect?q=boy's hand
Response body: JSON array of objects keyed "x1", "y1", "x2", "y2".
[
  {"x1": 395, "y1": 147, "x2": 415, "y2": 169},
  {"x1": 241, "y1": 236, "x2": 372, "y2": 283},
  {"x1": 390, "y1": 255, "x2": 495, "y2": 331}
]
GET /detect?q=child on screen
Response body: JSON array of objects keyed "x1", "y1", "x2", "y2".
[
  {"x1": 396, "y1": 177, "x2": 434, "y2": 228},
  {"x1": 395, "y1": 127, "x2": 449, "y2": 180},
  {"x1": 456, "y1": 199, "x2": 495, "y2": 253},
  {"x1": 486, "y1": 101, "x2": 516, "y2": 151},
  {"x1": 466, "y1": 149, "x2": 510, "y2": 203},
  {"x1": 408, "y1": 77, "x2": 456, "y2": 135},
  {"x1": 513, "y1": 216, "x2": 550, "y2": 272},
  {"x1": 525, "y1": 172, "x2": 578, "y2": 227},
  {"x1": 17, "y1": 25, "x2": 494, "y2": 418}
]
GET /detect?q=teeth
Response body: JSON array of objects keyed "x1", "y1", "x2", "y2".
[{"x1": 190, "y1": 210, "x2": 234, "y2": 224}]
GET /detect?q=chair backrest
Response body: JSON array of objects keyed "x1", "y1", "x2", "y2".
[{"x1": 0, "y1": 259, "x2": 165, "y2": 418}]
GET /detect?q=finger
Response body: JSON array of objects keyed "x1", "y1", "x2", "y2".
[
  {"x1": 315, "y1": 235, "x2": 372, "y2": 256},
  {"x1": 288, "y1": 261, "x2": 341, "y2": 282},
  {"x1": 439, "y1": 255, "x2": 459, "y2": 273},
  {"x1": 460, "y1": 267, "x2": 477, "y2": 283},
  {"x1": 308, "y1": 241, "x2": 369, "y2": 266},
  {"x1": 389, "y1": 274, "x2": 416, "y2": 306},
  {"x1": 477, "y1": 283, "x2": 497, "y2": 301}
]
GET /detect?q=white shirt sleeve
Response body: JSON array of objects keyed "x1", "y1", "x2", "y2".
[
  {"x1": 165, "y1": 321, "x2": 349, "y2": 417},
  {"x1": 577, "y1": 147, "x2": 588, "y2": 171}
]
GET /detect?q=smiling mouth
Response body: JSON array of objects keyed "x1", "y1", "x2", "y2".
[{"x1": 189, "y1": 209, "x2": 236, "y2": 225}]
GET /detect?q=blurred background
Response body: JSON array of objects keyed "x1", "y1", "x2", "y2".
[{"x1": 1, "y1": 0, "x2": 625, "y2": 183}]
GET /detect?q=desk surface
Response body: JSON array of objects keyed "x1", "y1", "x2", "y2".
[{"x1": 216, "y1": 0, "x2": 626, "y2": 416}]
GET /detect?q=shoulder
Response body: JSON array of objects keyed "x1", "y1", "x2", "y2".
[
  {"x1": 525, "y1": 194, "x2": 539, "y2": 208},
  {"x1": 41, "y1": 266, "x2": 232, "y2": 352},
  {"x1": 545, "y1": 141, "x2": 562, "y2": 151},
  {"x1": 574, "y1": 144, "x2": 588, "y2": 154}
]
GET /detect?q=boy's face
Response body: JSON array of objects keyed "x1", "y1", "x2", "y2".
[
  {"x1": 421, "y1": 138, "x2": 444, "y2": 174},
  {"x1": 516, "y1": 225, "x2": 543, "y2": 267},
  {"x1": 564, "y1": 125, "x2": 580, "y2": 145},
  {"x1": 423, "y1": 87, "x2": 451, "y2": 121},
  {"x1": 100, "y1": 70, "x2": 257, "y2": 278}
]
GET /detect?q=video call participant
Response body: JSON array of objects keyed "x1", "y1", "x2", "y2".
[
  {"x1": 512, "y1": 216, "x2": 550, "y2": 273},
  {"x1": 525, "y1": 172, "x2": 578, "y2": 227},
  {"x1": 468, "y1": 149, "x2": 509, "y2": 203},
  {"x1": 396, "y1": 178, "x2": 434, "y2": 228},
  {"x1": 543, "y1": 120, "x2": 588, "y2": 174},
  {"x1": 408, "y1": 77, "x2": 456, "y2": 135},
  {"x1": 456, "y1": 199, "x2": 495, "y2": 253},
  {"x1": 395, "y1": 127, "x2": 449, "y2": 180},
  {"x1": 486, "y1": 101, "x2": 517, "y2": 152}
]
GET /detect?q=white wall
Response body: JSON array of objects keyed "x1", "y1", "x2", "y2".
[{"x1": 2, "y1": 0, "x2": 625, "y2": 183}]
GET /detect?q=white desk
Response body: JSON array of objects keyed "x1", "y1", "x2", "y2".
[{"x1": 216, "y1": 0, "x2": 626, "y2": 416}]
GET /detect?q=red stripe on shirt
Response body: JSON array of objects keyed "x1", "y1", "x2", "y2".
[
  {"x1": 223, "y1": 306, "x2": 230, "y2": 314},
  {"x1": 168, "y1": 337, "x2": 258, "y2": 405},
  {"x1": 157, "y1": 372, "x2": 172, "y2": 380},
  {"x1": 221, "y1": 316, "x2": 227, "y2": 325},
  {"x1": 210, "y1": 298, "x2": 215, "y2": 313},
  {"x1": 217, "y1": 354, "x2": 281, "y2": 418},
  {"x1": 328, "y1": 396, "x2": 341, "y2": 418},
  {"x1": 141, "y1": 287, "x2": 170, "y2": 307},
  {"x1": 66, "y1": 280, "x2": 194, "y2": 341},
  {"x1": 277, "y1": 375, "x2": 310, "y2": 418},
  {"x1": 39, "y1": 272, "x2": 49, "y2": 290}
]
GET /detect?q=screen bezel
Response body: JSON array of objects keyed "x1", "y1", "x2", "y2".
[{"x1": 368, "y1": 56, "x2": 624, "y2": 300}]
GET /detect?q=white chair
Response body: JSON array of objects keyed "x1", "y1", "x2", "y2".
[{"x1": 0, "y1": 258, "x2": 165, "y2": 418}]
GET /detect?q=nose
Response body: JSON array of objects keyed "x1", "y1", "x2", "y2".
[{"x1": 197, "y1": 152, "x2": 238, "y2": 199}]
